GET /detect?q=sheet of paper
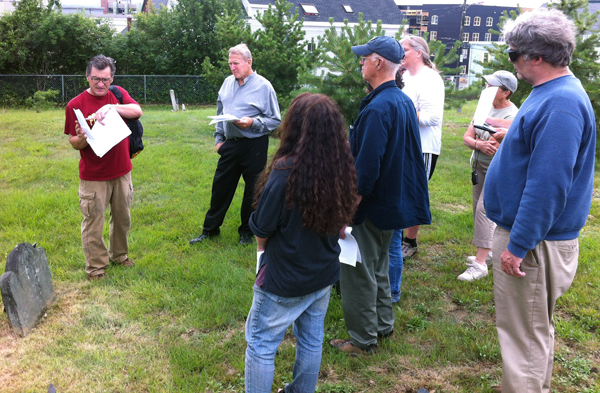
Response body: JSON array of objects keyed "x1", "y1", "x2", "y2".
[
  {"x1": 473, "y1": 86, "x2": 498, "y2": 127},
  {"x1": 73, "y1": 108, "x2": 94, "y2": 141},
  {"x1": 256, "y1": 250, "x2": 264, "y2": 274},
  {"x1": 74, "y1": 108, "x2": 131, "y2": 158},
  {"x1": 208, "y1": 114, "x2": 240, "y2": 125},
  {"x1": 338, "y1": 227, "x2": 362, "y2": 267}
]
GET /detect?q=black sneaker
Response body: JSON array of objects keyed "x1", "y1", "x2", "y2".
[{"x1": 239, "y1": 234, "x2": 253, "y2": 245}]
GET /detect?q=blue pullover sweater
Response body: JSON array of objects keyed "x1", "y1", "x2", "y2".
[
  {"x1": 350, "y1": 80, "x2": 431, "y2": 230},
  {"x1": 484, "y1": 75, "x2": 596, "y2": 258}
]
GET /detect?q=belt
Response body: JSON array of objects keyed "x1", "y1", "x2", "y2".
[{"x1": 226, "y1": 136, "x2": 246, "y2": 141}]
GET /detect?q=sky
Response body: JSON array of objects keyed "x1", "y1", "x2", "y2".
[{"x1": 396, "y1": 0, "x2": 548, "y2": 7}]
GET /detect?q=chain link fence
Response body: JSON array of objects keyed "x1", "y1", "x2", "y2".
[{"x1": 0, "y1": 74, "x2": 218, "y2": 106}]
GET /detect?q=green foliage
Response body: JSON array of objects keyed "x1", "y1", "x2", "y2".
[
  {"x1": 112, "y1": 0, "x2": 242, "y2": 75},
  {"x1": 298, "y1": 19, "x2": 461, "y2": 123},
  {"x1": 202, "y1": 0, "x2": 318, "y2": 107},
  {"x1": 482, "y1": 0, "x2": 600, "y2": 117},
  {"x1": 24, "y1": 89, "x2": 59, "y2": 111},
  {"x1": 0, "y1": 0, "x2": 114, "y2": 74}
]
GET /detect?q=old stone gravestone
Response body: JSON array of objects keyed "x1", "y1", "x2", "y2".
[{"x1": 0, "y1": 242, "x2": 55, "y2": 336}]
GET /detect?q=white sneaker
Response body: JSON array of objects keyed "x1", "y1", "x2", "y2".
[
  {"x1": 457, "y1": 262, "x2": 488, "y2": 282},
  {"x1": 467, "y1": 252, "x2": 493, "y2": 266}
]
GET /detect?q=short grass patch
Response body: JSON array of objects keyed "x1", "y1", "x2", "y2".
[{"x1": 0, "y1": 102, "x2": 598, "y2": 392}]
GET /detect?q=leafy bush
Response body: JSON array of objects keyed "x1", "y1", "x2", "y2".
[{"x1": 24, "y1": 90, "x2": 59, "y2": 112}]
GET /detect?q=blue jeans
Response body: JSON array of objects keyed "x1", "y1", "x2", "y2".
[
  {"x1": 388, "y1": 229, "x2": 404, "y2": 303},
  {"x1": 245, "y1": 284, "x2": 332, "y2": 393}
]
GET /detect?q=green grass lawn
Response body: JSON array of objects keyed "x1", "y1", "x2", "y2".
[{"x1": 0, "y1": 103, "x2": 598, "y2": 392}]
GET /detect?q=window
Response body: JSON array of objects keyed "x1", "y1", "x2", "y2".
[
  {"x1": 460, "y1": 65, "x2": 467, "y2": 75},
  {"x1": 482, "y1": 52, "x2": 490, "y2": 62},
  {"x1": 464, "y1": 16, "x2": 470, "y2": 26},
  {"x1": 307, "y1": 42, "x2": 314, "y2": 52},
  {"x1": 343, "y1": 5, "x2": 353, "y2": 13},
  {"x1": 485, "y1": 33, "x2": 491, "y2": 42},
  {"x1": 300, "y1": 4, "x2": 319, "y2": 15},
  {"x1": 472, "y1": 33, "x2": 479, "y2": 42},
  {"x1": 498, "y1": 34, "x2": 504, "y2": 42},
  {"x1": 486, "y1": 17, "x2": 493, "y2": 26},
  {"x1": 462, "y1": 32, "x2": 469, "y2": 42},
  {"x1": 474, "y1": 16, "x2": 481, "y2": 26},
  {"x1": 431, "y1": 15, "x2": 438, "y2": 25},
  {"x1": 430, "y1": 31, "x2": 437, "y2": 41}
]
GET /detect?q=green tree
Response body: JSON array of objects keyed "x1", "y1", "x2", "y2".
[
  {"x1": 0, "y1": 0, "x2": 114, "y2": 74},
  {"x1": 483, "y1": 0, "x2": 600, "y2": 120},
  {"x1": 112, "y1": 0, "x2": 242, "y2": 75},
  {"x1": 297, "y1": 14, "x2": 385, "y2": 123},
  {"x1": 202, "y1": 0, "x2": 319, "y2": 106},
  {"x1": 297, "y1": 18, "x2": 461, "y2": 123}
]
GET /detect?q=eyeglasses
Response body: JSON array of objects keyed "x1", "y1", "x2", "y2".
[
  {"x1": 507, "y1": 48, "x2": 522, "y2": 62},
  {"x1": 359, "y1": 55, "x2": 381, "y2": 65},
  {"x1": 89, "y1": 76, "x2": 113, "y2": 84}
]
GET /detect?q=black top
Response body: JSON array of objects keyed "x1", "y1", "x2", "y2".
[{"x1": 249, "y1": 160, "x2": 341, "y2": 297}]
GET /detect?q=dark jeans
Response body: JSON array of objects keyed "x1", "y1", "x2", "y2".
[{"x1": 203, "y1": 135, "x2": 269, "y2": 236}]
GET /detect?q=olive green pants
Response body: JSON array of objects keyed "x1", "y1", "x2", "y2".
[{"x1": 340, "y1": 218, "x2": 395, "y2": 349}]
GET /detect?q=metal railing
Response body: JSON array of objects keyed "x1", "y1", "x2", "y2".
[{"x1": 0, "y1": 74, "x2": 218, "y2": 106}]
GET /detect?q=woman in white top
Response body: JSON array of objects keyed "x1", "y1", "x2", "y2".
[{"x1": 388, "y1": 35, "x2": 445, "y2": 303}]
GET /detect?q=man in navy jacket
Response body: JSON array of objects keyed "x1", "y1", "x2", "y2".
[{"x1": 330, "y1": 36, "x2": 431, "y2": 355}]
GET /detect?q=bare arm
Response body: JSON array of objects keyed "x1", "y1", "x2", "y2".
[
  {"x1": 90, "y1": 103, "x2": 143, "y2": 124},
  {"x1": 256, "y1": 236, "x2": 268, "y2": 252},
  {"x1": 463, "y1": 121, "x2": 496, "y2": 156},
  {"x1": 485, "y1": 117, "x2": 512, "y2": 129},
  {"x1": 68, "y1": 120, "x2": 89, "y2": 150}
]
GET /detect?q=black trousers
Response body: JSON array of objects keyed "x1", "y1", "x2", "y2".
[{"x1": 203, "y1": 135, "x2": 269, "y2": 236}]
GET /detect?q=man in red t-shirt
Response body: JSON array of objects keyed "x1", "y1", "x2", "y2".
[{"x1": 64, "y1": 55, "x2": 143, "y2": 280}]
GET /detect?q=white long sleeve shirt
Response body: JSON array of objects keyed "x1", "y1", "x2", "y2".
[{"x1": 402, "y1": 66, "x2": 445, "y2": 155}]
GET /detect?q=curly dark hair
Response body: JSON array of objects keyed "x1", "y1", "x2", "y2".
[{"x1": 255, "y1": 93, "x2": 358, "y2": 235}]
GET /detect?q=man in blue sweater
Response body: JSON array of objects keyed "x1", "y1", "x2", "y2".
[
  {"x1": 484, "y1": 9, "x2": 596, "y2": 393},
  {"x1": 330, "y1": 36, "x2": 431, "y2": 355}
]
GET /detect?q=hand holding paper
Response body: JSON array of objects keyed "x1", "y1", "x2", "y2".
[
  {"x1": 208, "y1": 114, "x2": 240, "y2": 125},
  {"x1": 338, "y1": 227, "x2": 362, "y2": 267},
  {"x1": 73, "y1": 107, "x2": 131, "y2": 158}
]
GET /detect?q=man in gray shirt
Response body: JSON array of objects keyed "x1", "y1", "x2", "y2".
[{"x1": 191, "y1": 43, "x2": 281, "y2": 246}]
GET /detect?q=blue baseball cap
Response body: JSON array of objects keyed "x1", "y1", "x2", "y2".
[{"x1": 351, "y1": 36, "x2": 405, "y2": 64}]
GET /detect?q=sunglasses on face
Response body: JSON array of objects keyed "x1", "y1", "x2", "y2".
[{"x1": 507, "y1": 48, "x2": 522, "y2": 62}]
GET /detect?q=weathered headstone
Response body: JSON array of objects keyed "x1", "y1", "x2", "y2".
[{"x1": 0, "y1": 242, "x2": 55, "y2": 336}]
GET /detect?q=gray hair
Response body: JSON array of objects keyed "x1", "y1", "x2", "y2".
[
  {"x1": 503, "y1": 8, "x2": 575, "y2": 68},
  {"x1": 86, "y1": 55, "x2": 116, "y2": 76},
  {"x1": 400, "y1": 35, "x2": 438, "y2": 71},
  {"x1": 229, "y1": 43, "x2": 252, "y2": 61}
]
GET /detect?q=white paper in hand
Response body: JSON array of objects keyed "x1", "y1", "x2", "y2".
[
  {"x1": 256, "y1": 250, "x2": 264, "y2": 274},
  {"x1": 472, "y1": 87, "x2": 499, "y2": 133},
  {"x1": 74, "y1": 108, "x2": 131, "y2": 158},
  {"x1": 338, "y1": 227, "x2": 362, "y2": 267},
  {"x1": 208, "y1": 114, "x2": 240, "y2": 125}
]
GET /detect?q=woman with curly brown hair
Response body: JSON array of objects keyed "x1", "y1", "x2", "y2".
[{"x1": 244, "y1": 92, "x2": 358, "y2": 393}]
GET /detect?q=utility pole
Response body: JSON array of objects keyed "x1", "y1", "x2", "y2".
[{"x1": 455, "y1": 0, "x2": 468, "y2": 89}]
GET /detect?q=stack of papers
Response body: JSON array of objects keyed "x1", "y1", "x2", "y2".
[
  {"x1": 74, "y1": 108, "x2": 131, "y2": 158},
  {"x1": 208, "y1": 114, "x2": 239, "y2": 125}
]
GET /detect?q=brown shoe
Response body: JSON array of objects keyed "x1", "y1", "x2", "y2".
[
  {"x1": 117, "y1": 258, "x2": 135, "y2": 267},
  {"x1": 329, "y1": 338, "x2": 377, "y2": 355},
  {"x1": 87, "y1": 272, "x2": 106, "y2": 281}
]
